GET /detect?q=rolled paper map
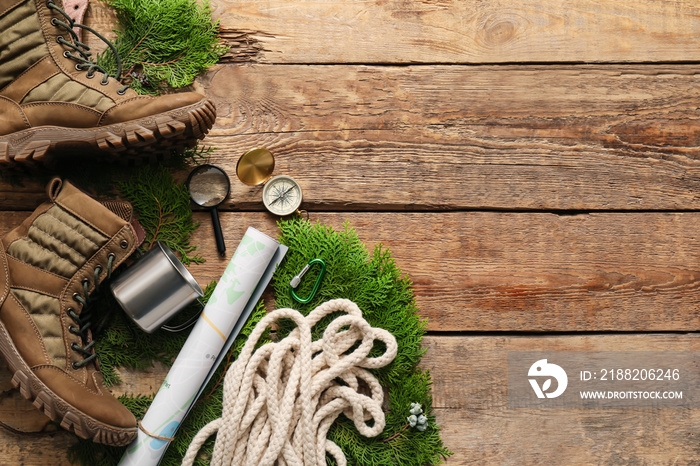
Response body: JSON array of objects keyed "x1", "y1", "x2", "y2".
[{"x1": 119, "y1": 227, "x2": 284, "y2": 466}]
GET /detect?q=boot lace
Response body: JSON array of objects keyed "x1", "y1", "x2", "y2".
[
  {"x1": 46, "y1": 0, "x2": 129, "y2": 94},
  {"x1": 67, "y1": 253, "x2": 116, "y2": 369}
]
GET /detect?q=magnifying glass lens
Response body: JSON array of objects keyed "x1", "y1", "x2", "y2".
[{"x1": 188, "y1": 166, "x2": 229, "y2": 207}]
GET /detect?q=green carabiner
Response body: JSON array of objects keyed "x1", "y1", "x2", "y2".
[{"x1": 289, "y1": 258, "x2": 326, "y2": 304}]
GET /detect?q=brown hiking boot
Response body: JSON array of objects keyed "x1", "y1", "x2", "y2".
[
  {"x1": 0, "y1": 178, "x2": 143, "y2": 445},
  {"x1": 0, "y1": 0, "x2": 216, "y2": 167}
]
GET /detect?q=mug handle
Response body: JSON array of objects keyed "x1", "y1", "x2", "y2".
[{"x1": 160, "y1": 298, "x2": 205, "y2": 333}]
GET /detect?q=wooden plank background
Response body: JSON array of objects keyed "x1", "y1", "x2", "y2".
[
  {"x1": 210, "y1": 0, "x2": 700, "y2": 64},
  {"x1": 2, "y1": 0, "x2": 700, "y2": 464}
]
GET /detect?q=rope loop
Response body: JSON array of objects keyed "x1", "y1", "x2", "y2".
[{"x1": 183, "y1": 298, "x2": 397, "y2": 466}]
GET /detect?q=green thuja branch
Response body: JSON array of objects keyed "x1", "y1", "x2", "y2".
[
  {"x1": 118, "y1": 165, "x2": 203, "y2": 265},
  {"x1": 98, "y1": 0, "x2": 228, "y2": 95},
  {"x1": 274, "y1": 218, "x2": 452, "y2": 465}
]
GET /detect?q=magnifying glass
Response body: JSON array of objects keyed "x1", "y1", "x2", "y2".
[{"x1": 186, "y1": 164, "x2": 230, "y2": 256}]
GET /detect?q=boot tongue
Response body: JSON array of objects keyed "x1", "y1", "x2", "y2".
[
  {"x1": 130, "y1": 218, "x2": 147, "y2": 248},
  {"x1": 100, "y1": 200, "x2": 146, "y2": 248},
  {"x1": 100, "y1": 200, "x2": 133, "y2": 222},
  {"x1": 83, "y1": 329, "x2": 105, "y2": 391}
]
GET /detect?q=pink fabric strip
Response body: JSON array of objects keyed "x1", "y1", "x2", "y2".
[{"x1": 62, "y1": 0, "x2": 89, "y2": 40}]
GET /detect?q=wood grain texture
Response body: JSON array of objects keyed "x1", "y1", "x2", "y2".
[
  {"x1": 199, "y1": 64, "x2": 700, "y2": 211},
  {"x1": 423, "y1": 334, "x2": 700, "y2": 465},
  {"x1": 0, "y1": 1, "x2": 695, "y2": 463},
  {"x1": 84, "y1": 0, "x2": 700, "y2": 64},
  {"x1": 0, "y1": 431, "x2": 75, "y2": 466},
  {"x1": 3, "y1": 334, "x2": 699, "y2": 465},
  {"x1": 3, "y1": 64, "x2": 700, "y2": 211},
  {"x1": 1, "y1": 210, "x2": 699, "y2": 333},
  {"x1": 184, "y1": 211, "x2": 700, "y2": 332}
]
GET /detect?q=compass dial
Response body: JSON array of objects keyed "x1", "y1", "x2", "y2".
[{"x1": 262, "y1": 175, "x2": 302, "y2": 216}]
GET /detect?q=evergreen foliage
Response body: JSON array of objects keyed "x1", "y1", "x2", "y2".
[
  {"x1": 118, "y1": 165, "x2": 203, "y2": 265},
  {"x1": 273, "y1": 218, "x2": 452, "y2": 465},
  {"x1": 98, "y1": 0, "x2": 228, "y2": 94}
]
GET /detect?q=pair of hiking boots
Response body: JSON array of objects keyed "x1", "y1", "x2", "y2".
[{"x1": 0, "y1": 0, "x2": 217, "y2": 445}]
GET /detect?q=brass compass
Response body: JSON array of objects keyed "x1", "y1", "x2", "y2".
[{"x1": 236, "y1": 148, "x2": 304, "y2": 216}]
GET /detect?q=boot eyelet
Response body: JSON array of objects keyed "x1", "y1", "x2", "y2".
[
  {"x1": 71, "y1": 343, "x2": 80, "y2": 351},
  {"x1": 73, "y1": 292, "x2": 81, "y2": 301},
  {"x1": 86, "y1": 72, "x2": 95, "y2": 79},
  {"x1": 117, "y1": 89, "x2": 126, "y2": 95},
  {"x1": 120, "y1": 239, "x2": 129, "y2": 249},
  {"x1": 108, "y1": 253, "x2": 116, "y2": 260},
  {"x1": 69, "y1": 325, "x2": 77, "y2": 334},
  {"x1": 51, "y1": 18, "x2": 58, "y2": 26},
  {"x1": 56, "y1": 36, "x2": 63, "y2": 44},
  {"x1": 75, "y1": 64, "x2": 82, "y2": 72},
  {"x1": 82, "y1": 278, "x2": 89, "y2": 286},
  {"x1": 63, "y1": 51, "x2": 70, "y2": 58},
  {"x1": 72, "y1": 361, "x2": 80, "y2": 370}
]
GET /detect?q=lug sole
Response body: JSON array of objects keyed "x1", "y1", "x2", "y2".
[
  {"x1": 0, "y1": 98, "x2": 216, "y2": 168},
  {"x1": 0, "y1": 319, "x2": 137, "y2": 446}
]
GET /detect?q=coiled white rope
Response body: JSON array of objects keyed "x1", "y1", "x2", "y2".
[{"x1": 182, "y1": 298, "x2": 398, "y2": 466}]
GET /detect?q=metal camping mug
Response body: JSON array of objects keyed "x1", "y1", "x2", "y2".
[{"x1": 110, "y1": 241, "x2": 204, "y2": 333}]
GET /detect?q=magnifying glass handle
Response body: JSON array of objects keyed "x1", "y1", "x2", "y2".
[{"x1": 210, "y1": 208, "x2": 226, "y2": 256}]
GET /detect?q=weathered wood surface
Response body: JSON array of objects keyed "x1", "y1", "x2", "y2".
[
  {"x1": 187, "y1": 212, "x2": 700, "y2": 332},
  {"x1": 2, "y1": 0, "x2": 700, "y2": 464},
  {"x1": 0, "y1": 212, "x2": 700, "y2": 332},
  {"x1": 3, "y1": 64, "x2": 700, "y2": 211},
  {"x1": 215, "y1": 0, "x2": 700, "y2": 64},
  {"x1": 199, "y1": 64, "x2": 700, "y2": 212},
  {"x1": 3, "y1": 334, "x2": 700, "y2": 464},
  {"x1": 85, "y1": 0, "x2": 700, "y2": 64},
  {"x1": 427, "y1": 334, "x2": 700, "y2": 465},
  {"x1": 1, "y1": 210, "x2": 699, "y2": 333}
]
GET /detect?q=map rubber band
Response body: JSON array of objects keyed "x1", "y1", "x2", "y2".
[{"x1": 137, "y1": 420, "x2": 174, "y2": 442}]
